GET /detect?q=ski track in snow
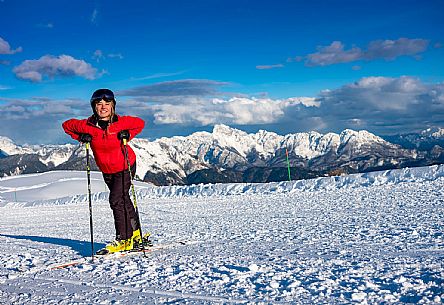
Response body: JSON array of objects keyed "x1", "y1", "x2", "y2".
[{"x1": 0, "y1": 166, "x2": 443, "y2": 304}]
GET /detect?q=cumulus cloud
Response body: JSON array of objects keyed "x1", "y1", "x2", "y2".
[
  {"x1": 124, "y1": 96, "x2": 317, "y2": 126},
  {"x1": 13, "y1": 55, "x2": 100, "y2": 82},
  {"x1": 0, "y1": 98, "x2": 88, "y2": 119},
  {"x1": 315, "y1": 76, "x2": 444, "y2": 133},
  {"x1": 299, "y1": 38, "x2": 429, "y2": 67},
  {"x1": 117, "y1": 76, "x2": 443, "y2": 136},
  {"x1": 0, "y1": 37, "x2": 22, "y2": 54},
  {"x1": 141, "y1": 77, "x2": 443, "y2": 135},
  {"x1": 2, "y1": 77, "x2": 443, "y2": 144},
  {"x1": 117, "y1": 80, "x2": 318, "y2": 127},
  {"x1": 0, "y1": 97, "x2": 91, "y2": 144}
]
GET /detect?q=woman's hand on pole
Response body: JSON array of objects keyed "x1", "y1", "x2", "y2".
[
  {"x1": 117, "y1": 130, "x2": 130, "y2": 141},
  {"x1": 79, "y1": 133, "x2": 92, "y2": 143}
]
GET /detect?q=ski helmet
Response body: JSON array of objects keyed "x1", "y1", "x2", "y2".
[{"x1": 90, "y1": 88, "x2": 116, "y2": 112}]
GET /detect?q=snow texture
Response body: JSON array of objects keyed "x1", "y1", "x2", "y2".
[{"x1": 0, "y1": 165, "x2": 443, "y2": 304}]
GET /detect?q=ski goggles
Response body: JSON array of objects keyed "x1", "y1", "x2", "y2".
[
  {"x1": 90, "y1": 89, "x2": 115, "y2": 104},
  {"x1": 91, "y1": 96, "x2": 114, "y2": 104}
]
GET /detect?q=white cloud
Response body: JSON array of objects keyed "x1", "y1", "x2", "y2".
[
  {"x1": 118, "y1": 79, "x2": 231, "y2": 98},
  {"x1": 315, "y1": 76, "x2": 444, "y2": 133},
  {"x1": 93, "y1": 50, "x2": 104, "y2": 61},
  {"x1": 301, "y1": 38, "x2": 429, "y2": 67},
  {"x1": 285, "y1": 97, "x2": 320, "y2": 107},
  {"x1": 93, "y1": 50, "x2": 124, "y2": 61},
  {"x1": 145, "y1": 77, "x2": 444, "y2": 135},
  {"x1": 91, "y1": 9, "x2": 99, "y2": 24},
  {"x1": 108, "y1": 53, "x2": 124, "y2": 59},
  {"x1": 148, "y1": 96, "x2": 317, "y2": 126},
  {"x1": 13, "y1": 55, "x2": 100, "y2": 82},
  {"x1": 256, "y1": 64, "x2": 284, "y2": 70},
  {"x1": 129, "y1": 71, "x2": 186, "y2": 81},
  {"x1": 0, "y1": 97, "x2": 92, "y2": 143},
  {"x1": 2, "y1": 77, "x2": 443, "y2": 144},
  {"x1": 365, "y1": 38, "x2": 429, "y2": 60},
  {"x1": 0, "y1": 37, "x2": 22, "y2": 55},
  {"x1": 306, "y1": 41, "x2": 362, "y2": 66},
  {"x1": 222, "y1": 98, "x2": 286, "y2": 124},
  {"x1": 0, "y1": 98, "x2": 88, "y2": 118}
]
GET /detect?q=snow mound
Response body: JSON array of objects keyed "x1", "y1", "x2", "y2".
[
  {"x1": 0, "y1": 171, "x2": 147, "y2": 207},
  {"x1": 1, "y1": 165, "x2": 443, "y2": 207},
  {"x1": 138, "y1": 164, "x2": 444, "y2": 198}
]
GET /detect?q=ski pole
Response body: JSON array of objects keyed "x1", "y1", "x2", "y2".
[
  {"x1": 286, "y1": 148, "x2": 292, "y2": 181},
  {"x1": 122, "y1": 138, "x2": 146, "y2": 256},
  {"x1": 85, "y1": 142, "x2": 95, "y2": 261}
]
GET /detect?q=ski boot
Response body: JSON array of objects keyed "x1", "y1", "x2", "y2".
[
  {"x1": 132, "y1": 229, "x2": 153, "y2": 250},
  {"x1": 96, "y1": 237, "x2": 134, "y2": 255}
]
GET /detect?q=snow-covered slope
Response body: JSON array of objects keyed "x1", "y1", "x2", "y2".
[
  {"x1": 0, "y1": 165, "x2": 443, "y2": 304},
  {"x1": 0, "y1": 171, "x2": 148, "y2": 206}
]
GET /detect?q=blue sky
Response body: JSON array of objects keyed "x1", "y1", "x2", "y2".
[{"x1": 1, "y1": 0, "x2": 443, "y2": 144}]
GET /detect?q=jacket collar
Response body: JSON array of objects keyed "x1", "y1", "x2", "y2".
[{"x1": 87, "y1": 114, "x2": 119, "y2": 126}]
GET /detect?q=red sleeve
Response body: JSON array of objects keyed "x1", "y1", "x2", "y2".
[
  {"x1": 120, "y1": 116, "x2": 145, "y2": 140},
  {"x1": 62, "y1": 119, "x2": 89, "y2": 141}
]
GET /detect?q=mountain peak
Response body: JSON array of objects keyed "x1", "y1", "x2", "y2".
[
  {"x1": 212, "y1": 124, "x2": 245, "y2": 136},
  {"x1": 0, "y1": 136, "x2": 24, "y2": 155},
  {"x1": 421, "y1": 127, "x2": 444, "y2": 138},
  {"x1": 339, "y1": 129, "x2": 385, "y2": 145}
]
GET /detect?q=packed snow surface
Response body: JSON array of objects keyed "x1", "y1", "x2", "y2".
[{"x1": 0, "y1": 165, "x2": 443, "y2": 304}]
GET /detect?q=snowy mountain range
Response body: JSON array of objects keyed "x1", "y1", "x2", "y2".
[{"x1": 1, "y1": 124, "x2": 444, "y2": 185}]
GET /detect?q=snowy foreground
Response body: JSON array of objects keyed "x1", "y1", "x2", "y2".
[{"x1": 0, "y1": 166, "x2": 443, "y2": 304}]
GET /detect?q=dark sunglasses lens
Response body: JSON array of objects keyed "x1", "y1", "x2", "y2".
[
  {"x1": 91, "y1": 95, "x2": 114, "y2": 103},
  {"x1": 102, "y1": 93, "x2": 114, "y2": 100}
]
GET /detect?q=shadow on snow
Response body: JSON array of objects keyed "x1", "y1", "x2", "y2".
[{"x1": 1, "y1": 234, "x2": 106, "y2": 257}]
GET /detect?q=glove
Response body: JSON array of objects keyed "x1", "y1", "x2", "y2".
[
  {"x1": 117, "y1": 130, "x2": 130, "y2": 141},
  {"x1": 78, "y1": 133, "x2": 92, "y2": 143}
]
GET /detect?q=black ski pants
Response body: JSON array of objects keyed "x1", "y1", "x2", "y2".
[{"x1": 103, "y1": 163, "x2": 139, "y2": 240}]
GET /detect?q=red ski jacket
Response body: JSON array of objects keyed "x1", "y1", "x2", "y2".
[{"x1": 62, "y1": 115, "x2": 145, "y2": 174}]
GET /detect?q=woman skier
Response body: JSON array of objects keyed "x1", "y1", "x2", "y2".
[{"x1": 62, "y1": 88, "x2": 145, "y2": 254}]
